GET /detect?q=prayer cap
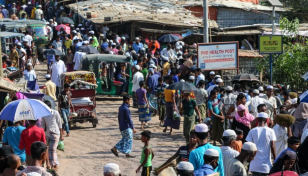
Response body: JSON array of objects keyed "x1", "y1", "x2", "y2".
[
  {"x1": 60, "y1": 6, "x2": 64, "y2": 10},
  {"x1": 135, "y1": 37, "x2": 140, "y2": 40},
  {"x1": 141, "y1": 47, "x2": 145, "y2": 51},
  {"x1": 258, "y1": 86, "x2": 264, "y2": 91},
  {"x1": 89, "y1": 31, "x2": 94, "y2": 34},
  {"x1": 23, "y1": 39, "x2": 28, "y2": 43},
  {"x1": 216, "y1": 78, "x2": 223, "y2": 83},
  {"x1": 104, "y1": 163, "x2": 120, "y2": 175},
  {"x1": 45, "y1": 74, "x2": 51, "y2": 79},
  {"x1": 100, "y1": 34, "x2": 104, "y2": 37},
  {"x1": 204, "y1": 149, "x2": 219, "y2": 157},
  {"x1": 1, "y1": 5, "x2": 5, "y2": 7},
  {"x1": 70, "y1": 24, "x2": 74, "y2": 27},
  {"x1": 162, "y1": 57, "x2": 168, "y2": 61},
  {"x1": 27, "y1": 63, "x2": 32, "y2": 66},
  {"x1": 253, "y1": 89, "x2": 259, "y2": 94},
  {"x1": 257, "y1": 112, "x2": 268, "y2": 119},
  {"x1": 111, "y1": 43, "x2": 116, "y2": 46},
  {"x1": 135, "y1": 65, "x2": 140, "y2": 71},
  {"x1": 214, "y1": 75, "x2": 221, "y2": 78},
  {"x1": 38, "y1": 5, "x2": 42, "y2": 7},
  {"x1": 49, "y1": 19, "x2": 53, "y2": 21},
  {"x1": 72, "y1": 30, "x2": 77, "y2": 33},
  {"x1": 242, "y1": 142, "x2": 257, "y2": 151},
  {"x1": 195, "y1": 124, "x2": 208, "y2": 133},
  {"x1": 25, "y1": 172, "x2": 41, "y2": 176},
  {"x1": 180, "y1": 79, "x2": 185, "y2": 82},
  {"x1": 209, "y1": 71, "x2": 215, "y2": 75},
  {"x1": 267, "y1": 85, "x2": 274, "y2": 89},
  {"x1": 17, "y1": 42, "x2": 21, "y2": 46},
  {"x1": 226, "y1": 86, "x2": 233, "y2": 91},
  {"x1": 28, "y1": 2, "x2": 31, "y2": 4},
  {"x1": 175, "y1": 45, "x2": 181, "y2": 50},
  {"x1": 13, "y1": 3, "x2": 16, "y2": 5},
  {"x1": 189, "y1": 76, "x2": 195, "y2": 80},
  {"x1": 149, "y1": 64, "x2": 156, "y2": 69},
  {"x1": 121, "y1": 36, "x2": 125, "y2": 40},
  {"x1": 223, "y1": 129, "x2": 236, "y2": 137},
  {"x1": 78, "y1": 24, "x2": 82, "y2": 26},
  {"x1": 177, "y1": 161, "x2": 194, "y2": 171},
  {"x1": 183, "y1": 90, "x2": 191, "y2": 94},
  {"x1": 148, "y1": 68, "x2": 154, "y2": 73},
  {"x1": 76, "y1": 28, "x2": 79, "y2": 30},
  {"x1": 109, "y1": 51, "x2": 114, "y2": 55},
  {"x1": 81, "y1": 28, "x2": 85, "y2": 30}
]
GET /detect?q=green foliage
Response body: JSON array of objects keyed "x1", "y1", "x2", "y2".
[
  {"x1": 280, "y1": 0, "x2": 308, "y2": 22},
  {"x1": 279, "y1": 17, "x2": 300, "y2": 37}
]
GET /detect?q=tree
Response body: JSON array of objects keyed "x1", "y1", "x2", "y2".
[{"x1": 279, "y1": 0, "x2": 308, "y2": 22}]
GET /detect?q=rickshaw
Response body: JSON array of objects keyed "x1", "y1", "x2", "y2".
[
  {"x1": 81, "y1": 54, "x2": 133, "y2": 96},
  {"x1": 60, "y1": 71, "x2": 98, "y2": 128},
  {"x1": 0, "y1": 32, "x2": 25, "y2": 55}
]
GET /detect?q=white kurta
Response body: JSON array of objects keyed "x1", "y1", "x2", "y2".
[
  {"x1": 132, "y1": 71, "x2": 144, "y2": 92},
  {"x1": 51, "y1": 60, "x2": 66, "y2": 87},
  {"x1": 221, "y1": 146, "x2": 240, "y2": 176},
  {"x1": 273, "y1": 124, "x2": 288, "y2": 157},
  {"x1": 250, "y1": 96, "x2": 273, "y2": 117}
]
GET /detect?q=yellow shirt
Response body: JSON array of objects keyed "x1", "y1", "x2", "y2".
[
  {"x1": 164, "y1": 89, "x2": 175, "y2": 102},
  {"x1": 9, "y1": 49, "x2": 19, "y2": 66},
  {"x1": 64, "y1": 39, "x2": 72, "y2": 50},
  {"x1": 44, "y1": 80, "x2": 57, "y2": 101},
  {"x1": 163, "y1": 62, "x2": 170, "y2": 76}
]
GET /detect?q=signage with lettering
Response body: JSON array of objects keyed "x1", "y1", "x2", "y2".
[
  {"x1": 197, "y1": 42, "x2": 239, "y2": 70},
  {"x1": 259, "y1": 35, "x2": 283, "y2": 54}
]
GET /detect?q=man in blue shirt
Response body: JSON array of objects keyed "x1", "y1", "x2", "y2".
[
  {"x1": 111, "y1": 95, "x2": 136, "y2": 158},
  {"x1": 189, "y1": 124, "x2": 224, "y2": 176},
  {"x1": 132, "y1": 37, "x2": 143, "y2": 53},
  {"x1": 1, "y1": 5, "x2": 8, "y2": 18},
  {"x1": 274, "y1": 136, "x2": 300, "y2": 163},
  {"x1": 147, "y1": 68, "x2": 159, "y2": 95},
  {"x1": 101, "y1": 38, "x2": 109, "y2": 51},
  {"x1": 206, "y1": 71, "x2": 216, "y2": 89},
  {"x1": 2, "y1": 121, "x2": 26, "y2": 163},
  {"x1": 194, "y1": 149, "x2": 219, "y2": 176}
]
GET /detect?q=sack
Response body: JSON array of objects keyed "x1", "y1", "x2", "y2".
[
  {"x1": 57, "y1": 140, "x2": 64, "y2": 151},
  {"x1": 173, "y1": 111, "x2": 180, "y2": 120}
]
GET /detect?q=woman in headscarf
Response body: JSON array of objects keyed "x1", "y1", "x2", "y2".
[
  {"x1": 231, "y1": 104, "x2": 255, "y2": 142},
  {"x1": 269, "y1": 150, "x2": 299, "y2": 174}
]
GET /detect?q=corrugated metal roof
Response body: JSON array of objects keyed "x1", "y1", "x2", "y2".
[
  {"x1": 179, "y1": 0, "x2": 285, "y2": 12},
  {"x1": 66, "y1": 1, "x2": 218, "y2": 28},
  {"x1": 213, "y1": 29, "x2": 262, "y2": 35},
  {"x1": 239, "y1": 49, "x2": 263, "y2": 58}
]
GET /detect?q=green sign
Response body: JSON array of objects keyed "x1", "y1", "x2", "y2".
[{"x1": 259, "y1": 35, "x2": 283, "y2": 54}]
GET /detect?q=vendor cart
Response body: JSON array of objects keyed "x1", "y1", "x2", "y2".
[{"x1": 60, "y1": 71, "x2": 98, "y2": 128}]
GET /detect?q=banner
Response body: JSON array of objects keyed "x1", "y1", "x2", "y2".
[
  {"x1": 259, "y1": 35, "x2": 283, "y2": 54},
  {"x1": 197, "y1": 42, "x2": 239, "y2": 70}
]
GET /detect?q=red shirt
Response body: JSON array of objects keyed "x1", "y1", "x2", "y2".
[{"x1": 19, "y1": 125, "x2": 46, "y2": 155}]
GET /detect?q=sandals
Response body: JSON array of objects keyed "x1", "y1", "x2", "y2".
[{"x1": 111, "y1": 148, "x2": 119, "y2": 157}]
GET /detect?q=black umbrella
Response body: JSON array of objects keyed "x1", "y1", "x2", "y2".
[
  {"x1": 57, "y1": 17, "x2": 74, "y2": 25},
  {"x1": 232, "y1": 74, "x2": 260, "y2": 82},
  {"x1": 43, "y1": 49, "x2": 63, "y2": 55},
  {"x1": 78, "y1": 45, "x2": 99, "y2": 54},
  {"x1": 158, "y1": 34, "x2": 180, "y2": 43},
  {"x1": 42, "y1": 95, "x2": 56, "y2": 110},
  {"x1": 167, "y1": 82, "x2": 198, "y2": 91}
]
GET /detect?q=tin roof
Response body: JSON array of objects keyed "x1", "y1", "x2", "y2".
[
  {"x1": 178, "y1": 0, "x2": 286, "y2": 12},
  {"x1": 66, "y1": 1, "x2": 218, "y2": 28},
  {"x1": 213, "y1": 29, "x2": 262, "y2": 35},
  {"x1": 239, "y1": 49, "x2": 263, "y2": 58}
]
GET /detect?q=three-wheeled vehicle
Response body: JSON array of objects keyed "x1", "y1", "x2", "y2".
[
  {"x1": 60, "y1": 71, "x2": 98, "y2": 128},
  {"x1": 82, "y1": 54, "x2": 133, "y2": 96},
  {"x1": 0, "y1": 32, "x2": 25, "y2": 55}
]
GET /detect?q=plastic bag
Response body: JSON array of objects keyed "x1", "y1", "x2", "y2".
[{"x1": 57, "y1": 140, "x2": 64, "y2": 151}]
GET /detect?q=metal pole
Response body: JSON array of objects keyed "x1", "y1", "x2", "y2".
[
  {"x1": 0, "y1": 37, "x2": 3, "y2": 78},
  {"x1": 269, "y1": 6, "x2": 275, "y2": 85},
  {"x1": 203, "y1": 0, "x2": 209, "y2": 43},
  {"x1": 272, "y1": 6, "x2": 275, "y2": 34}
]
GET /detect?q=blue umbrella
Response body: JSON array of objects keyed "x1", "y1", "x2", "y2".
[
  {"x1": 0, "y1": 99, "x2": 51, "y2": 122},
  {"x1": 158, "y1": 34, "x2": 180, "y2": 43},
  {"x1": 300, "y1": 90, "x2": 308, "y2": 103}
]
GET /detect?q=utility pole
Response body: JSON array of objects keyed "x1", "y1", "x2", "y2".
[
  {"x1": 203, "y1": 0, "x2": 209, "y2": 43},
  {"x1": 269, "y1": 6, "x2": 276, "y2": 85},
  {"x1": 0, "y1": 37, "x2": 3, "y2": 78}
]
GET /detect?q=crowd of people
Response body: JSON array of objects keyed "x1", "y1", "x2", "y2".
[{"x1": 0, "y1": 1, "x2": 308, "y2": 176}]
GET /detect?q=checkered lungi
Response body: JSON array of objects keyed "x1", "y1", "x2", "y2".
[{"x1": 47, "y1": 132, "x2": 60, "y2": 166}]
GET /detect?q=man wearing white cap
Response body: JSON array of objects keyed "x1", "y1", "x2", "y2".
[
  {"x1": 250, "y1": 89, "x2": 273, "y2": 117},
  {"x1": 258, "y1": 86, "x2": 266, "y2": 98},
  {"x1": 264, "y1": 85, "x2": 277, "y2": 120},
  {"x1": 162, "y1": 56, "x2": 170, "y2": 77},
  {"x1": 207, "y1": 77, "x2": 223, "y2": 95},
  {"x1": 132, "y1": 65, "x2": 144, "y2": 108},
  {"x1": 220, "y1": 86, "x2": 237, "y2": 129},
  {"x1": 177, "y1": 161, "x2": 194, "y2": 176},
  {"x1": 206, "y1": 71, "x2": 216, "y2": 89},
  {"x1": 195, "y1": 68, "x2": 205, "y2": 86},
  {"x1": 44, "y1": 74, "x2": 57, "y2": 101},
  {"x1": 10, "y1": 3, "x2": 17, "y2": 16},
  {"x1": 104, "y1": 163, "x2": 121, "y2": 176},
  {"x1": 23, "y1": 63, "x2": 36, "y2": 81},
  {"x1": 161, "y1": 44, "x2": 175, "y2": 63},
  {"x1": 35, "y1": 5, "x2": 43, "y2": 20},
  {"x1": 88, "y1": 31, "x2": 99, "y2": 48},
  {"x1": 226, "y1": 142, "x2": 257, "y2": 176},
  {"x1": 221, "y1": 130, "x2": 239, "y2": 176},
  {"x1": 16, "y1": 42, "x2": 26, "y2": 70},
  {"x1": 194, "y1": 149, "x2": 220, "y2": 175},
  {"x1": 189, "y1": 124, "x2": 224, "y2": 175},
  {"x1": 1, "y1": 5, "x2": 8, "y2": 18},
  {"x1": 188, "y1": 75, "x2": 195, "y2": 85},
  {"x1": 51, "y1": 55, "x2": 66, "y2": 96},
  {"x1": 132, "y1": 37, "x2": 143, "y2": 53},
  {"x1": 246, "y1": 112, "x2": 276, "y2": 175}
]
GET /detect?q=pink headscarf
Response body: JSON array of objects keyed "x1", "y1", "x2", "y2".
[{"x1": 235, "y1": 104, "x2": 255, "y2": 127}]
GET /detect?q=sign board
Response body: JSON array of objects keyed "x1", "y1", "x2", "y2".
[
  {"x1": 197, "y1": 42, "x2": 239, "y2": 71},
  {"x1": 259, "y1": 35, "x2": 283, "y2": 54}
]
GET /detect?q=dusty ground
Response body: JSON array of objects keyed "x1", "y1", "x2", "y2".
[{"x1": 35, "y1": 62, "x2": 192, "y2": 176}]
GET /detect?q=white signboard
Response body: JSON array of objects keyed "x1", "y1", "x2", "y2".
[{"x1": 197, "y1": 42, "x2": 239, "y2": 70}]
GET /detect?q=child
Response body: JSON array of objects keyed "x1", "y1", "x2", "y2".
[
  {"x1": 233, "y1": 129, "x2": 243, "y2": 153},
  {"x1": 136, "y1": 130, "x2": 154, "y2": 176},
  {"x1": 2, "y1": 155, "x2": 21, "y2": 176}
]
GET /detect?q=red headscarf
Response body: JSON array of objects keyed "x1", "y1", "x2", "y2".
[{"x1": 235, "y1": 104, "x2": 255, "y2": 127}]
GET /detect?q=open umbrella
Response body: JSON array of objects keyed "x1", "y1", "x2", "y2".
[
  {"x1": 232, "y1": 74, "x2": 260, "y2": 82},
  {"x1": 269, "y1": 171, "x2": 298, "y2": 176},
  {"x1": 158, "y1": 34, "x2": 180, "y2": 43},
  {"x1": 43, "y1": 49, "x2": 63, "y2": 55},
  {"x1": 167, "y1": 82, "x2": 197, "y2": 91},
  {"x1": 0, "y1": 99, "x2": 51, "y2": 122},
  {"x1": 55, "y1": 24, "x2": 71, "y2": 34},
  {"x1": 56, "y1": 17, "x2": 74, "y2": 25},
  {"x1": 42, "y1": 95, "x2": 56, "y2": 110},
  {"x1": 78, "y1": 45, "x2": 99, "y2": 54}
]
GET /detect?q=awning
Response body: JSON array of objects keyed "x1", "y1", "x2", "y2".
[
  {"x1": 239, "y1": 49, "x2": 263, "y2": 58},
  {"x1": 139, "y1": 28, "x2": 188, "y2": 34},
  {"x1": 213, "y1": 29, "x2": 262, "y2": 36}
]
